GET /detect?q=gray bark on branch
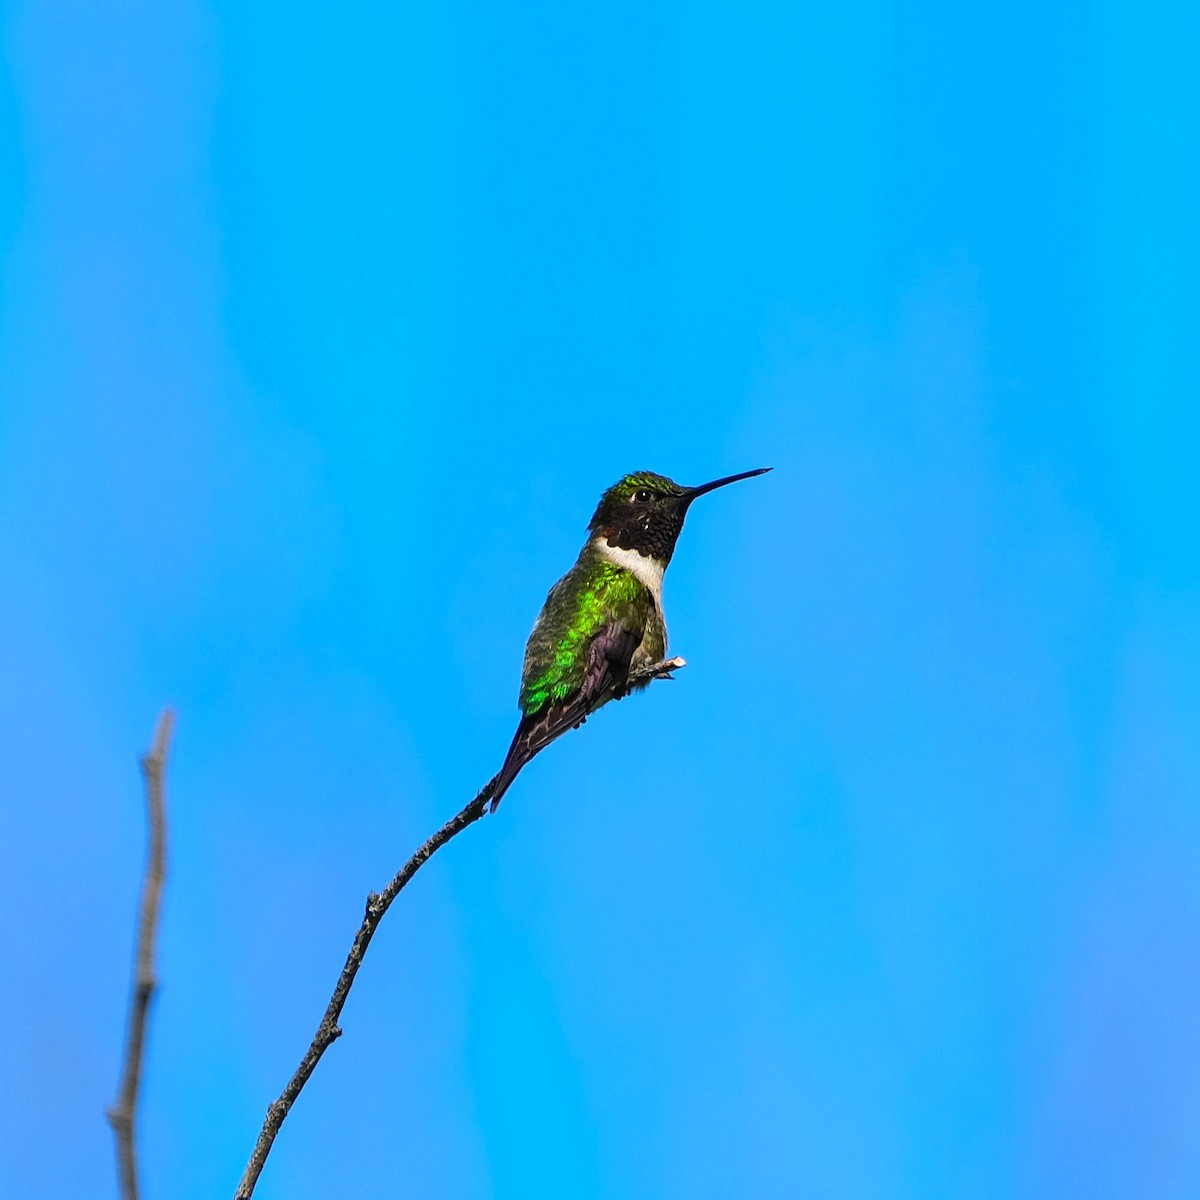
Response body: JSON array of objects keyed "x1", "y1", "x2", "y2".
[
  {"x1": 108, "y1": 709, "x2": 176, "y2": 1200},
  {"x1": 233, "y1": 656, "x2": 685, "y2": 1199}
]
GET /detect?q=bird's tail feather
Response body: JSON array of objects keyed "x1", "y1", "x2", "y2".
[
  {"x1": 487, "y1": 700, "x2": 588, "y2": 812},
  {"x1": 487, "y1": 685, "x2": 607, "y2": 812},
  {"x1": 487, "y1": 718, "x2": 539, "y2": 812}
]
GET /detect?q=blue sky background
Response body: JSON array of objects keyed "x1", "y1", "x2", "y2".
[{"x1": 2, "y1": 1, "x2": 1199, "y2": 1197}]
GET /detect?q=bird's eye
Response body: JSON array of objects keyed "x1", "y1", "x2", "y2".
[{"x1": 633, "y1": 489, "x2": 653, "y2": 503}]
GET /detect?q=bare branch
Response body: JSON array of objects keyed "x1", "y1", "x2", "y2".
[
  {"x1": 630, "y1": 655, "x2": 686, "y2": 686},
  {"x1": 233, "y1": 657, "x2": 685, "y2": 1199},
  {"x1": 108, "y1": 709, "x2": 176, "y2": 1200}
]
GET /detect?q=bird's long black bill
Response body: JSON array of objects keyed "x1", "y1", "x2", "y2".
[{"x1": 685, "y1": 466, "x2": 772, "y2": 501}]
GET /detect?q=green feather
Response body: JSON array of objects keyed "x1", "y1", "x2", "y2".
[{"x1": 519, "y1": 545, "x2": 658, "y2": 713}]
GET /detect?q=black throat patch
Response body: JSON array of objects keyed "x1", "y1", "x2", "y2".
[{"x1": 605, "y1": 501, "x2": 687, "y2": 563}]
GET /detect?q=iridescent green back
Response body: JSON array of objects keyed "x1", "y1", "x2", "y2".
[{"x1": 519, "y1": 546, "x2": 654, "y2": 713}]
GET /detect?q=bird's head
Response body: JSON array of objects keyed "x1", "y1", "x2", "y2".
[{"x1": 588, "y1": 468, "x2": 771, "y2": 566}]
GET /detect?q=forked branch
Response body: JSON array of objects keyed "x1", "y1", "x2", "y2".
[
  {"x1": 233, "y1": 656, "x2": 685, "y2": 1199},
  {"x1": 108, "y1": 709, "x2": 176, "y2": 1200}
]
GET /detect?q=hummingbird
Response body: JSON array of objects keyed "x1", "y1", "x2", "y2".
[{"x1": 484, "y1": 467, "x2": 771, "y2": 811}]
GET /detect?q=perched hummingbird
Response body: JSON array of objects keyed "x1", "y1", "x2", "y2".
[{"x1": 485, "y1": 467, "x2": 771, "y2": 811}]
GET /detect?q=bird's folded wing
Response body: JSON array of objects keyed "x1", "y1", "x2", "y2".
[{"x1": 490, "y1": 620, "x2": 641, "y2": 809}]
